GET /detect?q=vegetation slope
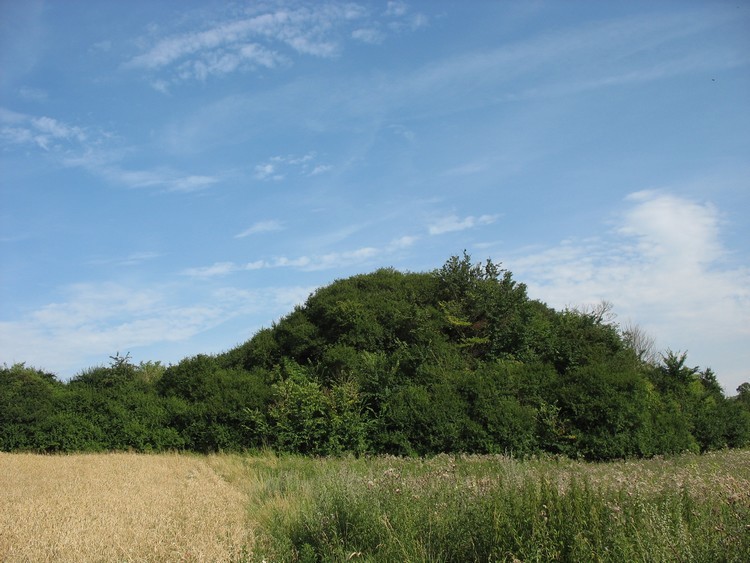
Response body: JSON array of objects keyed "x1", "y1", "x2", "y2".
[{"x1": 2, "y1": 254, "x2": 750, "y2": 459}]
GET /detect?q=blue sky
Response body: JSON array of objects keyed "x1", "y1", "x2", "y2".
[{"x1": 1, "y1": 0, "x2": 749, "y2": 392}]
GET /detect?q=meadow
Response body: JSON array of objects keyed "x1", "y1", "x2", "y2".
[{"x1": 1, "y1": 450, "x2": 749, "y2": 562}]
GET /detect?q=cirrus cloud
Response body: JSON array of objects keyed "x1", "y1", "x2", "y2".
[
  {"x1": 428, "y1": 214, "x2": 499, "y2": 235},
  {"x1": 125, "y1": 2, "x2": 427, "y2": 87},
  {"x1": 0, "y1": 280, "x2": 313, "y2": 379}
]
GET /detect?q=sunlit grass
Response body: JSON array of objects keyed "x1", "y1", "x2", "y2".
[{"x1": 211, "y1": 450, "x2": 750, "y2": 562}]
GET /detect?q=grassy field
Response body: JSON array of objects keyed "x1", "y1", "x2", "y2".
[{"x1": 2, "y1": 450, "x2": 749, "y2": 562}]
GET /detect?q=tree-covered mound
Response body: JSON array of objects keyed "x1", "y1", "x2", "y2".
[{"x1": 3, "y1": 254, "x2": 750, "y2": 459}]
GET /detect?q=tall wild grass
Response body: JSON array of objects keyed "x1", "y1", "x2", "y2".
[{"x1": 209, "y1": 450, "x2": 750, "y2": 562}]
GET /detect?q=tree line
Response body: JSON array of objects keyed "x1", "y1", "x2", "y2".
[{"x1": 3, "y1": 254, "x2": 749, "y2": 460}]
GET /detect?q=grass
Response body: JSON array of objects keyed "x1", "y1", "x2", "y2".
[
  {"x1": 2, "y1": 450, "x2": 749, "y2": 562},
  {"x1": 209, "y1": 450, "x2": 750, "y2": 562}
]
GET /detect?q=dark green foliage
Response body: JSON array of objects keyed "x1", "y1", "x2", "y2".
[
  {"x1": 460, "y1": 362, "x2": 539, "y2": 454},
  {"x1": 158, "y1": 354, "x2": 271, "y2": 452},
  {"x1": 3, "y1": 254, "x2": 749, "y2": 458},
  {"x1": 0, "y1": 364, "x2": 61, "y2": 450},
  {"x1": 220, "y1": 327, "x2": 280, "y2": 371},
  {"x1": 65, "y1": 357, "x2": 180, "y2": 451},
  {"x1": 435, "y1": 252, "x2": 529, "y2": 360},
  {"x1": 737, "y1": 382, "x2": 750, "y2": 409},
  {"x1": 548, "y1": 307, "x2": 624, "y2": 374},
  {"x1": 556, "y1": 361, "x2": 654, "y2": 460}
]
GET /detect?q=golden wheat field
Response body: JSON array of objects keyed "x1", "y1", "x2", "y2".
[{"x1": 0, "y1": 452, "x2": 253, "y2": 562}]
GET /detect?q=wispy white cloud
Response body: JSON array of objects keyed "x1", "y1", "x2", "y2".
[
  {"x1": 0, "y1": 233, "x2": 33, "y2": 243},
  {"x1": 127, "y1": 17, "x2": 288, "y2": 70},
  {"x1": 0, "y1": 280, "x2": 313, "y2": 378},
  {"x1": 91, "y1": 40, "x2": 112, "y2": 53},
  {"x1": 119, "y1": 251, "x2": 162, "y2": 266},
  {"x1": 254, "y1": 162, "x2": 282, "y2": 181},
  {"x1": 352, "y1": 28, "x2": 384, "y2": 44},
  {"x1": 385, "y1": 1, "x2": 408, "y2": 18},
  {"x1": 126, "y1": 9, "x2": 328, "y2": 70},
  {"x1": 384, "y1": 1, "x2": 427, "y2": 32},
  {"x1": 360, "y1": 8, "x2": 746, "y2": 121},
  {"x1": 0, "y1": 284, "x2": 215, "y2": 373},
  {"x1": 181, "y1": 232, "x2": 424, "y2": 281},
  {"x1": 443, "y1": 160, "x2": 490, "y2": 176},
  {"x1": 388, "y1": 123, "x2": 415, "y2": 142},
  {"x1": 390, "y1": 235, "x2": 419, "y2": 248},
  {"x1": 151, "y1": 79, "x2": 171, "y2": 94},
  {"x1": 505, "y1": 191, "x2": 750, "y2": 392},
  {"x1": 428, "y1": 214, "x2": 499, "y2": 235},
  {"x1": 88, "y1": 251, "x2": 161, "y2": 267},
  {"x1": 18, "y1": 86, "x2": 48, "y2": 101},
  {"x1": 62, "y1": 149, "x2": 220, "y2": 192},
  {"x1": 270, "y1": 256, "x2": 313, "y2": 269},
  {"x1": 174, "y1": 43, "x2": 288, "y2": 81},
  {"x1": 181, "y1": 246, "x2": 384, "y2": 278},
  {"x1": 0, "y1": 108, "x2": 218, "y2": 193},
  {"x1": 0, "y1": 107, "x2": 87, "y2": 151},
  {"x1": 169, "y1": 174, "x2": 219, "y2": 192},
  {"x1": 309, "y1": 164, "x2": 332, "y2": 176},
  {"x1": 0, "y1": 107, "x2": 27, "y2": 124},
  {"x1": 254, "y1": 152, "x2": 330, "y2": 181},
  {"x1": 90, "y1": 162, "x2": 220, "y2": 192},
  {"x1": 160, "y1": 8, "x2": 738, "y2": 160},
  {"x1": 235, "y1": 220, "x2": 284, "y2": 238},
  {"x1": 305, "y1": 247, "x2": 379, "y2": 270},
  {"x1": 181, "y1": 262, "x2": 248, "y2": 278},
  {"x1": 124, "y1": 2, "x2": 426, "y2": 87}
]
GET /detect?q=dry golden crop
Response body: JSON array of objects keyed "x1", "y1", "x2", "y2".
[{"x1": 0, "y1": 452, "x2": 253, "y2": 562}]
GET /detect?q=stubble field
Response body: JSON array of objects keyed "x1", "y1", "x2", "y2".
[{"x1": 1, "y1": 449, "x2": 749, "y2": 562}]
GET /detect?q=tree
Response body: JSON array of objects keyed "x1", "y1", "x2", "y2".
[
  {"x1": 159, "y1": 354, "x2": 271, "y2": 452},
  {"x1": 650, "y1": 350, "x2": 698, "y2": 394},
  {"x1": 266, "y1": 361, "x2": 369, "y2": 455},
  {"x1": 0, "y1": 364, "x2": 60, "y2": 450},
  {"x1": 621, "y1": 322, "x2": 658, "y2": 366},
  {"x1": 736, "y1": 382, "x2": 750, "y2": 409}
]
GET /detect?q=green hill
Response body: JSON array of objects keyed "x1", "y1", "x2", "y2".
[{"x1": 3, "y1": 254, "x2": 749, "y2": 458}]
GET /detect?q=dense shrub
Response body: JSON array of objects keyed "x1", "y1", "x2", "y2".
[{"x1": 2, "y1": 254, "x2": 749, "y2": 457}]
